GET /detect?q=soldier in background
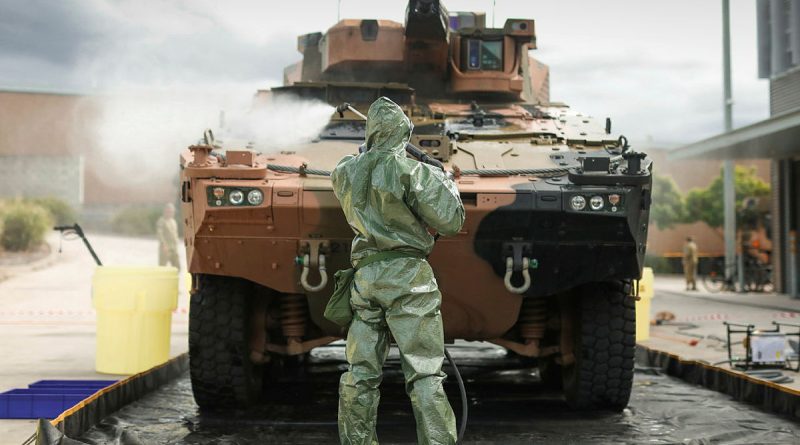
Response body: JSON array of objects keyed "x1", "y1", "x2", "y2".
[
  {"x1": 682, "y1": 236, "x2": 698, "y2": 291},
  {"x1": 156, "y1": 203, "x2": 181, "y2": 269}
]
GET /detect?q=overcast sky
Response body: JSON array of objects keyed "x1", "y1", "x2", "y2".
[{"x1": 0, "y1": 0, "x2": 768, "y2": 147}]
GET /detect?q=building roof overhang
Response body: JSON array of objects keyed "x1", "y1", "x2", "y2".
[{"x1": 669, "y1": 108, "x2": 800, "y2": 160}]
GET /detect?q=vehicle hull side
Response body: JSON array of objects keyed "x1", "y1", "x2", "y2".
[{"x1": 182, "y1": 172, "x2": 650, "y2": 341}]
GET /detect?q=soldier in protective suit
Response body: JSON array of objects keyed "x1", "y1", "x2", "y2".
[{"x1": 331, "y1": 97, "x2": 464, "y2": 445}]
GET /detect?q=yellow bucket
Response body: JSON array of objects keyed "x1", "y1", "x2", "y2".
[
  {"x1": 636, "y1": 267, "x2": 655, "y2": 341},
  {"x1": 92, "y1": 266, "x2": 178, "y2": 374}
]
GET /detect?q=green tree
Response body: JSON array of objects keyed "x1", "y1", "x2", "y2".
[
  {"x1": 684, "y1": 166, "x2": 770, "y2": 229},
  {"x1": 650, "y1": 174, "x2": 686, "y2": 230},
  {"x1": 25, "y1": 197, "x2": 76, "y2": 226}
]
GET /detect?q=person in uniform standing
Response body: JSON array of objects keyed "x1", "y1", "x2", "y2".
[
  {"x1": 156, "y1": 203, "x2": 181, "y2": 269},
  {"x1": 682, "y1": 236, "x2": 698, "y2": 291}
]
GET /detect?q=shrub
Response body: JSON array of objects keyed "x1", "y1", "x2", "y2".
[
  {"x1": 26, "y1": 197, "x2": 77, "y2": 226},
  {"x1": 0, "y1": 201, "x2": 5, "y2": 236},
  {"x1": 111, "y1": 206, "x2": 161, "y2": 236},
  {"x1": 644, "y1": 255, "x2": 678, "y2": 275},
  {"x1": 0, "y1": 202, "x2": 52, "y2": 251}
]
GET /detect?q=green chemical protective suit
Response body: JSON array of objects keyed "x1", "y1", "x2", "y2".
[{"x1": 331, "y1": 97, "x2": 465, "y2": 445}]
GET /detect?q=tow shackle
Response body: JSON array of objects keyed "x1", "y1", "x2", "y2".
[
  {"x1": 504, "y1": 256, "x2": 531, "y2": 294},
  {"x1": 300, "y1": 253, "x2": 328, "y2": 292}
]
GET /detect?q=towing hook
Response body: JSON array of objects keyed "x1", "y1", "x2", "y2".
[
  {"x1": 504, "y1": 256, "x2": 531, "y2": 294},
  {"x1": 300, "y1": 253, "x2": 328, "y2": 292}
]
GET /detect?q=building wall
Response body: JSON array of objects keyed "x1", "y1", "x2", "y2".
[
  {"x1": 774, "y1": 158, "x2": 800, "y2": 296},
  {"x1": 646, "y1": 149, "x2": 771, "y2": 257},
  {"x1": 648, "y1": 222, "x2": 723, "y2": 258},
  {"x1": 757, "y1": 0, "x2": 800, "y2": 78},
  {"x1": 770, "y1": 68, "x2": 800, "y2": 114},
  {"x1": 0, "y1": 91, "x2": 97, "y2": 156},
  {"x1": 0, "y1": 90, "x2": 173, "y2": 206},
  {"x1": 757, "y1": 0, "x2": 800, "y2": 295},
  {"x1": 0, "y1": 155, "x2": 83, "y2": 206},
  {"x1": 771, "y1": 159, "x2": 785, "y2": 290}
]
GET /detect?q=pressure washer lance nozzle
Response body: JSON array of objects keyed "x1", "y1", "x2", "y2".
[{"x1": 336, "y1": 102, "x2": 368, "y2": 121}]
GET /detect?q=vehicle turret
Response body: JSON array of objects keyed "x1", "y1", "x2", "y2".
[{"x1": 284, "y1": 0, "x2": 542, "y2": 101}]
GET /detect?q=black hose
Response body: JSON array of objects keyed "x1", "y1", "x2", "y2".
[
  {"x1": 21, "y1": 433, "x2": 35, "y2": 445},
  {"x1": 444, "y1": 347, "x2": 467, "y2": 444},
  {"x1": 405, "y1": 143, "x2": 445, "y2": 171}
]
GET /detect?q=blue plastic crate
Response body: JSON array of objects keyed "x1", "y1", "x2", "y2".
[
  {"x1": 28, "y1": 380, "x2": 115, "y2": 389},
  {"x1": 0, "y1": 380, "x2": 115, "y2": 419}
]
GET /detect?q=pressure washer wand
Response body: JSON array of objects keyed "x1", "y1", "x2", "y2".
[
  {"x1": 336, "y1": 102, "x2": 368, "y2": 121},
  {"x1": 54, "y1": 223, "x2": 103, "y2": 266}
]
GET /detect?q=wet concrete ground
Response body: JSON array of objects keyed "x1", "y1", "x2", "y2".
[{"x1": 78, "y1": 343, "x2": 800, "y2": 445}]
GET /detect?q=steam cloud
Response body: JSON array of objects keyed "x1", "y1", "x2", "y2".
[
  {"x1": 225, "y1": 95, "x2": 335, "y2": 149},
  {"x1": 87, "y1": 85, "x2": 335, "y2": 193}
]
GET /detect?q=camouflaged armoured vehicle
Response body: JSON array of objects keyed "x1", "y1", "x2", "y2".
[{"x1": 182, "y1": 0, "x2": 652, "y2": 412}]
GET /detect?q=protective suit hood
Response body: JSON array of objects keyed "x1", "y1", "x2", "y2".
[
  {"x1": 365, "y1": 97, "x2": 413, "y2": 154},
  {"x1": 331, "y1": 97, "x2": 465, "y2": 264}
]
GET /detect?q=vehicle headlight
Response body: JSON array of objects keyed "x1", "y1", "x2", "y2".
[
  {"x1": 590, "y1": 195, "x2": 605, "y2": 211},
  {"x1": 247, "y1": 189, "x2": 263, "y2": 205},
  {"x1": 229, "y1": 190, "x2": 244, "y2": 205},
  {"x1": 570, "y1": 195, "x2": 586, "y2": 211}
]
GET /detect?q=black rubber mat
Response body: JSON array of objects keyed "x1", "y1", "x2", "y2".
[{"x1": 71, "y1": 343, "x2": 799, "y2": 444}]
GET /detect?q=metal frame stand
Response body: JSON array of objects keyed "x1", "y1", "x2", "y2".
[{"x1": 723, "y1": 321, "x2": 800, "y2": 372}]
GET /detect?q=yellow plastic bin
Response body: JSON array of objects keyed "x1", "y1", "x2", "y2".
[
  {"x1": 92, "y1": 266, "x2": 178, "y2": 374},
  {"x1": 636, "y1": 267, "x2": 655, "y2": 341}
]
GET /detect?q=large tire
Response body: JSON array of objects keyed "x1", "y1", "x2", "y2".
[
  {"x1": 563, "y1": 280, "x2": 635, "y2": 411},
  {"x1": 189, "y1": 274, "x2": 263, "y2": 409}
]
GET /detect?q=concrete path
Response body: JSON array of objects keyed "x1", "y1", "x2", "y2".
[
  {"x1": 0, "y1": 233, "x2": 189, "y2": 445},
  {"x1": 641, "y1": 274, "x2": 800, "y2": 392}
]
